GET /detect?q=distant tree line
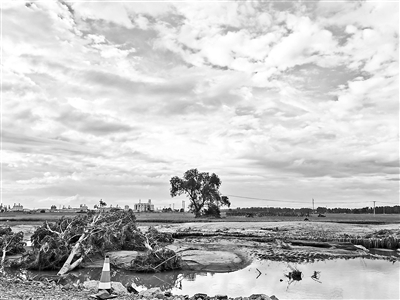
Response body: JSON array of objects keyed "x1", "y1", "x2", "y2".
[
  {"x1": 226, "y1": 207, "x2": 313, "y2": 217},
  {"x1": 322, "y1": 206, "x2": 400, "y2": 214},
  {"x1": 226, "y1": 205, "x2": 400, "y2": 217}
]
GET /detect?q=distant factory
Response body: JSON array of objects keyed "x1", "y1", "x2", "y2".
[{"x1": 133, "y1": 199, "x2": 154, "y2": 212}]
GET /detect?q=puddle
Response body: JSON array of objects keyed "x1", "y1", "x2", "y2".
[{"x1": 6, "y1": 258, "x2": 399, "y2": 299}]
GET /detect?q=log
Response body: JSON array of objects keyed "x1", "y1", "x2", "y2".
[
  {"x1": 57, "y1": 233, "x2": 86, "y2": 275},
  {"x1": 289, "y1": 240, "x2": 360, "y2": 251},
  {"x1": 289, "y1": 240, "x2": 332, "y2": 248}
]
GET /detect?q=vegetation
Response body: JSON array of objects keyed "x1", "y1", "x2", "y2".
[
  {"x1": 227, "y1": 207, "x2": 313, "y2": 217},
  {"x1": 0, "y1": 227, "x2": 26, "y2": 271},
  {"x1": 227, "y1": 205, "x2": 400, "y2": 217},
  {"x1": 170, "y1": 169, "x2": 230, "y2": 217},
  {"x1": 11, "y1": 210, "x2": 178, "y2": 273},
  {"x1": 123, "y1": 248, "x2": 181, "y2": 272}
]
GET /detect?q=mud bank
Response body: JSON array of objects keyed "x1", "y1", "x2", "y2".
[
  {"x1": 156, "y1": 221, "x2": 400, "y2": 263},
  {"x1": 83, "y1": 245, "x2": 250, "y2": 273}
]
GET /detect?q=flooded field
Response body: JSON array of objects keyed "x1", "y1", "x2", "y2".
[
  {"x1": 4, "y1": 220, "x2": 400, "y2": 299},
  {"x1": 8, "y1": 258, "x2": 399, "y2": 299}
]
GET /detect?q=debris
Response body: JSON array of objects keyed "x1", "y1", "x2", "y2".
[
  {"x1": 0, "y1": 226, "x2": 25, "y2": 271},
  {"x1": 311, "y1": 271, "x2": 321, "y2": 283},
  {"x1": 288, "y1": 269, "x2": 302, "y2": 281},
  {"x1": 285, "y1": 264, "x2": 302, "y2": 289},
  {"x1": 276, "y1": 239, "x2": 292, "y2": 250},
  {"x1": 193, "y1": 293, "x2": 208, "y2": 300},
  {"x1": 249, "y1": 294, "x2": 271, "y2": 300},
  {"x1": 89, "y1": 289, "x2": 117, "y2": 299},
  {"x1": 256, "y1": 268, "x2": 262, "y2": 279},
  {"x1": 126, "y1": 283, "x2": 138, "y2": 294},
  {"x1": 139, "y1": 287, "x2": 163, "y2": 298},
  {"x1": 164, "y1": 291, "x2": 172, "y2": 297},
  {"x1": 10, "y1": 210, "x2": 178, "y2": 274},
  {"x1": 126, "y1": 248, "x2": 182, "y2": 272}
]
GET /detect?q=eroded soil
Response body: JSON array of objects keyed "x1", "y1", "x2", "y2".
[{"x1": 155, "y1": 221, "x2": 400, "y2": 263}]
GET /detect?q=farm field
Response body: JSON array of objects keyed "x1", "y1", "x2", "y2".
[{"x1": 0, "y1": 211, "x2": 399, "y2": 225}]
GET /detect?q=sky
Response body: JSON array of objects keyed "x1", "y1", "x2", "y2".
[{"x1": 2, "y1": 0, "x2": 399, "y2": 210}]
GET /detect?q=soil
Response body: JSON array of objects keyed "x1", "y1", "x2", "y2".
[
  {"x1": 156, "y1": 221, "x2": 400, "y2": 263},
  {"x1": 2, "y1": 220, "x2": 399, "y2": 299}
]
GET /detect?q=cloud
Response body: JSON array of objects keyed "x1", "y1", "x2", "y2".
[
  {"x1": 3, "y1": 1, "x2": 398, "y2": 209},
  {"x1": 56, "y1": 105, "x2": 135, "y2": 136}
]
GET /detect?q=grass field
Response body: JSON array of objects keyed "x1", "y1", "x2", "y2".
[{"x1": 0, "y1": 211, "x2": 399, "y2": 225}]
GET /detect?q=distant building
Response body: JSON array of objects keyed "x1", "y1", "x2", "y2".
[
  {"x1": 11, "y1": 203, "x2": 24, "y2": 212},
  {"x1": 56, "y1": 204, "x2": 89, "y2": 213},
  {"x1": 134, "y1": 199, "x2": 154, "y2": 212},
  {"x1": 79, "y1": 204, "x2": 88, "y2": 212}
]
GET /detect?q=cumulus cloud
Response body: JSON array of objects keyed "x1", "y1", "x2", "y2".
[{"x1": 3, "y1": 1, "x2": 398, "y2": 209}]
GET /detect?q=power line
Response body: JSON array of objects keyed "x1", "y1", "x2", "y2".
[
  {"x1": 226, "y1": 194, "x2": 369, "y2": 203},
  {"x1": 376, "y1": 201, "x2": 400, "y2": 205},
  {"x1": 225, "y1": 194, "x2": 398, "y2": 206},
  {"x1": 225, "y1": 194, "x2": 306, "y2": 204}
]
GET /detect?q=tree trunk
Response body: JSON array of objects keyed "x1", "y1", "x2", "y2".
[
  {"x1": 57, "y1": 213, "x2": 102, "y2": 275},
  {"x1": 57, "y1": 233, "x2": 86, "y2": 275},
  {"x1": 0, "y1": 247, "x2": 6, "y2": 272}
]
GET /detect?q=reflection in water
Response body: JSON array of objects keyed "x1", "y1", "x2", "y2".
[
  {"x1": 310, "y1": 270, "x2": 321, "y2": 283},
  {"x1": 5, "y1": 258, "x2": 400, "y2": 299}
]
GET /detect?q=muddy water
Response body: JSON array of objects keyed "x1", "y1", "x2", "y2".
[
  {"x1": 10, "y1": 258, "x2": 399, "y2": 299},
  {"x1": 164, "y1": 259, "x2": 399, "y2": 299}
]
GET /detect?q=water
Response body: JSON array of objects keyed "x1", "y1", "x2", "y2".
[
  {"x1": 164, "y1": 259, "x2": 400, "y2": 299},
  {"x1": 9, "y1": 258, "x2": 399, "y2": 299}
]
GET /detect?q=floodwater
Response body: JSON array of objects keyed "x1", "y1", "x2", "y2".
[{"x1": 9, "y1": 258, "x2": 399, "y2": 299}]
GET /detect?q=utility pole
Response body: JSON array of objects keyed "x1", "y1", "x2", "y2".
[
  {"x1": 312, "y1": 198, "x2": 315, "y2": 212},
  {"x1": 373, "y1": 201, "x2": 376, "y2": 216}
]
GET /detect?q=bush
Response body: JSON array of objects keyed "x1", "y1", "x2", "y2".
[
  {"x1": 0, "y1": 226, "x2": 26, "y2": 256},
  {"x1": 203, "y1": 204, "x2": 221, "y2": 218}
]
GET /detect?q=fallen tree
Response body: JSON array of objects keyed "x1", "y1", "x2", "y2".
[
  {"x1": 0, "y1": 227, "x2": 26, "y2": 272},
  {"x1": 13, "y1": 209, "x2": 178, "y2": 274}
]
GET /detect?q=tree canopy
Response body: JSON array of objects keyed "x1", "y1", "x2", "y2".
[{"x1": 170, "y1": 169, "x2": 230, "y2": 217}]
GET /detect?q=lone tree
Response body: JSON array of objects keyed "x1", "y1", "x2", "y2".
[{"x1": 170, "y1": 169, "x2": 230, "y2": 217}]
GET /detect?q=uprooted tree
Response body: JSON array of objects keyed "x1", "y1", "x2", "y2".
[
  {"x1": 0, "y1": 227, "x2": 26, "y2": 272},
  {"x1": 170, "y1": 169, "x2": 230, "y2": 217},
  {"x1": 12, "y1": 209, "x2": 179, "y2": 274}
]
